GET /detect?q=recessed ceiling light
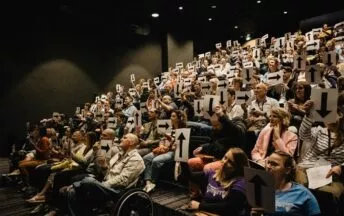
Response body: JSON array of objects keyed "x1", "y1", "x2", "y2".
[
  {"x1": 234, "y1": 26, "x2": 238, "y2": 29},
  {"x1": 257, "y1": 0, "x2": 261, "y2": 3},
  {"x1": 151, "y1": 13, "x2": 159, "y2": 18},
  {"x1": 283, "y1": 11, "x2": 288, "y2": 14},
  {"x1": 211, "y1": 5, "x2": 216, "y2": 9},
  {"x1": 208, "y1": 18, "x2": 212, "y2": 21},
  {"x1": 178, "y1": 6, "x2": 183, "y2": 10}
]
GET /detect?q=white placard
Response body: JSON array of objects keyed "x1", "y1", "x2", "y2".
[
  {"x1": 334, "y1": 21, "x2": 344, "y2": 30},
  {"x1": 107, "y1": 117, "x2": 117, "y2": 129},
  {"x1": 198, "y1": 53, "x2": 205, "y2": 59},
  {"x1": 310, "y1": 88, "x2": 338, "y2": 123},
  {"x1": 306, "y1": 39, "x2": 320, "y2": 51},
  {"x1": 274, "y1": 37, "x2": 285, "y2": 50},
  {"x1": 322, "y1": 51, "x2": 337, "y2": 66},
  {"x1": 335, "y1": 36, "x2": 344, "y2": 45},
  {"x1": 174, "y1": 82, "x2": 184, "y2": 98},
  {"x1": 281, "y1": 54, "x2": 293, "y2": 63},
  {"x1": 242, "y1": 67, "x2": 254, "y2": 84},
  {"x1": 116, "y1": 84, "x2": 121, "y2": 93},
  {"x1": 140, "y1": 102, "x2": 147, "y2": 114},
  {"x1": 217, "y1": 89, "x2": 228, "y2": 108},
  {"x1": 293, "y1": 55, "x2": 306, "y2": 70},
  {"x1": 183, "y1": 78, "x2": 192, "y2": 87},
  {"x1": 198, "y1": 76, "x2": 206, "y2": 83},
  {"x1": 284, "y1": 32, "x2": 291, "y2": 41},
  {"x1": 261, "y1": 34, "x2": 269, "y2": 41},
  {"x1": 255, "y1": 38, "x2": 261, "y2": 47},
  {"x1": 253, "y1": 48, "x2": 261, "y2": 60},
  {"x1": 154, "y1": 77, "x2": 160, "y2": 85},
  {"x1": 306, "y1": 65, "x2": 322, "y2": 84},
  {"x1": 312, "y1": 28, "x2": 322, "y2": 35},
  {"x1": 157, "y1": 119, "x2": 172, "y2": 134},
  {"x1": 305, "y1": 31, "x2": 314, "y2": 41},
  {"x1": 214, "y1": 64, "x2": 223, "y2": 77},
  {"x1": 188, "y1": 66, "x2": 195, "y2": 73},
  {"x1": 286, "y1": 39, "x2": 294, "y2": 50},
  {"x1": 226, "y1": 40, "x2": 232, "y2": 47},
  {"x1": 194, "y1": 100, "x2": 203, "y2": 117},
  {"x1": 267, "y1": 70, "x2": 283, "y2": 86},
  {"x1": 201, "y1": 82, "x2": 211, "y2": 95},
  {"x1": 203, "y1": 95, "x2": 220, "y2": 119},
  {"x1": 243, "y1": 61, "x2": 253, "y2": 68},
  {"x1": 245, "y1": 167, "x2": 275, "y2": 213},
  {"x1": 76, "y1": 107, "x2": 81, "y2": 115},
  {"x1": 95, "y1": 112, "x2": 104, "y2": 122},
  {"x1": 100, "y1": 139, "x2": 113, "y2": 155},
  {"x1": 130, "y1": 74, "x2": 135, "y2": 82},
  {"x1": 205, "y1": 52, "x2": 211, "y2": 58},
  {"x1": 174, "y1": 128, "x2": 191, "y2": 163},
  {"x1": 126, "y1": 117, "x2": 135, "y2": 133},
  {"x1": 236, "y1": 91, "x2": 252, "y2": 105},
  {"x1": 176, "y1": 62, "x2": 183, "y2": 69},
  {"x1": 215, "y1": 43, "x2": 222, "y2": 49},
  {"x1": 217, "y1": 79, "x2": 228, "y2": 90}
]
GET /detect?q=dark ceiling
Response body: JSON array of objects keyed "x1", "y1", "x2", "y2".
[{"x1": 1, "y1": 0, "x2": 344, "y2": 46}]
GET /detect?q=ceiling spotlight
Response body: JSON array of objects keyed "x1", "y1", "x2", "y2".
[
  {"x1": 151, "y1": 13, "x2": 159, "y2": 18},
  {"x1": 283, "y1": 11, "x2": 288, "y2": 14},
  {"x1": 234, "y1": 26, "x2": 238, "y2": 29},
  {"x1": 178, "y1": 6, "x2": 183, "y2": 10},
  {"x1": 211, "y1": 5, "x2": 216, "y2": 9},
  {"x1": 208, "y1": 18, "x2": 212, "y2": 21},
  {"x1": 257, "y1": 0, "x2": 261, "y2": 3}
]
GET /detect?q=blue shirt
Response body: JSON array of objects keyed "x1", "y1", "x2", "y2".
[{"x1": 267, "y1": 182, "x2": 320, "y2": 216}]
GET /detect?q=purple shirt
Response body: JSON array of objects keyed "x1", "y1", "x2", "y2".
[{"x1": 203, "y1": 169, "x2": 246, "y2": 203}]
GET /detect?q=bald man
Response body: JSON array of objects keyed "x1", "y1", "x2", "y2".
[
  {"x1": 248, "y1": 83, "x2": 279, "y2": 119},
  {"x1": 63, "y1": 133, "x2": 145, "y2": 216}
]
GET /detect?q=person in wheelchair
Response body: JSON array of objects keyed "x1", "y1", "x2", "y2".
[{"x1": 61, "y1": 133, "x2": 145, "y2": 216}]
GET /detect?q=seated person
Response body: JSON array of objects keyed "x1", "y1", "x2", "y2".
[
  {"x1": 61, "y1": 133, "x2": 145, "y2": 216},
  {"x1": 137, "y1": 109, "x2": 161, "y2": 157},
  {"x1": 297, "y1": 99, "x2": 344, "y2": 215},
  {"x1": 252, "y1": 150, "x2": 320, "y2": 216},
  {"x1": 143, "y1": 110, "x2": 187, "y2": 193},
  {"x1": 190, "y1": 105, "x2": 246, "y2": 172},
  {"x1": 251, "y1": 107, "x2": 297, "y2": 166},
  {"x1": 185, "y1": 148, "x2": 249, "y2": 216}
]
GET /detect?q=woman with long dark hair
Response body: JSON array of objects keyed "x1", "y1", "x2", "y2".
[{"x1": 184, "y1": 148, "x2": 249, "y2": 216}]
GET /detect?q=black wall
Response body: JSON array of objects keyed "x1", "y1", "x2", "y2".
[{"x1": 0, "y1": 5, "x2": 163, "y2": 156}]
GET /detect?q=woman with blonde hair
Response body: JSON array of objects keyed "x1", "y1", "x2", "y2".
[
  {"x1": 184, "y1": 148, "x2": 249, "y2": 216},
  {"x1": 251, "y1": 107, "x2": 298, "y2": 165}
]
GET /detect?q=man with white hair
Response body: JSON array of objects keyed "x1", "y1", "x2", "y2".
[{"x1": 63, "y1": 133, "x2": 145, "y2": 216}]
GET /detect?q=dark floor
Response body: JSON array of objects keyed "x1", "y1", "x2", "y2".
[{"x1": 0, "y1": 157, "x2": 192, "y2": 216}]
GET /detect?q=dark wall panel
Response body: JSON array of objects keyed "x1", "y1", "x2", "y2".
[{"x1": 0, "y1": 12, "x2": 162, "y2": 156}]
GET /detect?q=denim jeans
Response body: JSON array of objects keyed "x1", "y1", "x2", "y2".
[
  {"x1": 143, "y1": 151, "x2": 174, "y2": 182},
  {"x1": 186, "y1": 121, "x2": 213, "y2": 136},
  {"x1": 66, "y1": 177, "x2": 121, "y2": 216}
]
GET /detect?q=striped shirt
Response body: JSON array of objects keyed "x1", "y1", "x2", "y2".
[{"x1": 299, "y1": 116, "x2": 344, "y2": 166}]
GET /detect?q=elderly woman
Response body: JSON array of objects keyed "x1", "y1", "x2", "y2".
[
  {"x1": 252, "y1": 150, "x2": 320, "y2": 215},
  {"x1": 143, "y1": 110, "x2": 187, "y2": 193},
  {"x1": 251, "y1": 107, "x2": 298, "y2": 165},
  {"x1": 185, "y1": 148, "x2": 249, "y2": 216}
]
